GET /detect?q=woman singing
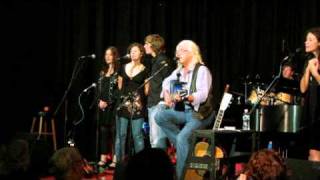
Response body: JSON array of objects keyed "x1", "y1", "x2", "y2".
[
  {"x1": 300, "y1": 27, "x2": 320, "y2": 161},
  {"x1": 115, "y1": 43, "x2": 149, "y2": 163},
  {"x1": 97, "y1": 46, "x2": 120, "y2": 167}
]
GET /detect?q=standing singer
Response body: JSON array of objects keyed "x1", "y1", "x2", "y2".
[
  {"x1": 144, "y1": 34, "x2": 175, "y2": 150},
  {"x1": 300, "y1": 27, "x2": 320, "y2": 162},
  {"x1": 115, "y1": 43, "x2": 149, "y2": 163},
  {"x1": 97, "y1": 46, "x2": 119, "y2": 167}
]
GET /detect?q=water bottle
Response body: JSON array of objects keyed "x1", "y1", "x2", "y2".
[
  {"x1": 267, "y1": 141, "x2": 273, "y2": 150},
  {"x1": 142, "y1": 122, "x2": 150, "y2": 135},
  {"x1": 242, "y1": 109, "x2": 250, "y2": 130}
]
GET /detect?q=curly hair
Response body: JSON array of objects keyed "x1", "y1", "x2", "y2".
[
  {"x1": 127, "y1": 42, "x2": 145, "y2": 58},
  {"x1": 246, "y1": 149, "x2": 288, "y2": 180}
]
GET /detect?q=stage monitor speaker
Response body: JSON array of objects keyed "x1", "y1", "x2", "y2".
[{"x1": 286, "y1": 158, "x2": 320, "y2": 180}]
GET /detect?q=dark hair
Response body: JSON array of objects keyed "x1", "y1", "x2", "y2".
[
  {"x1": 282, "y1": 61, "x2": 296, "y2": 71},
  {"x1": 5, "y1": 139, "x2": 30, "y2": 173},
  {"x1": 49, "y1": 147, "x2": 84, "y2": 180},
  {"x1": 307, "y1": 27, "x2": 320, "y2": 41},
  {"x1": 245, "y1": 149, "x2": 289, "y2": 180},
  {"x1": 106, "y1": 46, "x2": 119, "y2": 59},
  {"x1": 102, "y1": 46, "x2": 120, "y2": 75},
  {"x1": 127, "y1": 42, "x2": 145, "y2": 57},
  {"x1": 144, "y1": 34, "x2": 166, "y2": 55}
]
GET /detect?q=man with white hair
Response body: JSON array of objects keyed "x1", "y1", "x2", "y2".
[{"x1": 155, "y1": 40, "x2": 214, "y2": 179}]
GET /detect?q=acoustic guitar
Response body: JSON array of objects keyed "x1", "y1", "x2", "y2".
[{"x1": 185, "y1": 85, "x2": 233, "y2": 180}]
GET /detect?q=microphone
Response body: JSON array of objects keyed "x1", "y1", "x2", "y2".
[
  {"x1": 282, "y1": 48, "x2": 302, "y2": 62},
  {"x1": 79, "y1": 54, "x2": 96, "y2": 59},
  {"x1": 175, "y1": 62, "x2": 183, "y2": 81},
  {"x1": 117, "y1": 54, "x2": 130, "y2": 60},
  {"x1": 173, "y1": 57, "x2": 179, "y2": 61},
  {"x1": 83, "y1": 83, "x2": 97, "y2": 92}
]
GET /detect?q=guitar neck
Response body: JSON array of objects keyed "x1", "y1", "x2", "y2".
[
  {"x1": 212, "y1": 84, "x2": 232, "y2": 131},
  {"x1": 213, "y1": 109, "x2": 225, "y2": 130}
]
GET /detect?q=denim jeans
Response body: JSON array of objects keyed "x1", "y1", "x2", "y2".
[
  {"x1": 155, "y1": 104, "x2": 214, "y2": 180},
  {"x1": 148, "y1": 105, "x2": 167, "y2": 149},
  {"x1": 115, "y1": 116, "x2": 145, "y2": 161}
]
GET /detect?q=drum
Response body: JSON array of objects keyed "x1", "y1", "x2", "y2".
[
  {"x1": 248, "y1": 88, "x2": 275, "y2": 106},
  {"x1": 253, "y1": 105, "x2": 302, "y2": 133},
  {"x1": 275, "y1": 92, "x2": 293, "y2": 105}
]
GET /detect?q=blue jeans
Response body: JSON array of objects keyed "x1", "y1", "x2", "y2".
[
  {"x1": 148, "y1": 105, "x2": 167, "y2": 149},
  {"x1": 115, "y1": 116, "x2": 145, "y2": 161},
  {"x1": 155, "y1": 105, "x2": 214, "y2": 180}
]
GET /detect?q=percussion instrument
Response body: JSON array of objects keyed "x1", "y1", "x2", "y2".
[
  {"x1": 248, "y1": 87, "x2": 276, "y2": 106},
  {"x1": 275, "y1": 92, "x2": 293, "y2": 105},
  {"x1": 253, "y1": 105, "x2": 302, "y2": 133}
]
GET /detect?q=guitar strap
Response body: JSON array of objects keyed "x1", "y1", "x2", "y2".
[{"x1": 190, "y1": 63, "x2": 214, "y2": 120}]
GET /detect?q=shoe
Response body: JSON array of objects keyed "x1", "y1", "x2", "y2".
[
  {"x1": 109, "y1": 161, "x2": 116, "y2": 168},
  {"x1": 98, "y1": 160, "x2": 107, "y2": 167},
  {"x1": 108, "y1": 155, "x2": 117, "y2": 168}
]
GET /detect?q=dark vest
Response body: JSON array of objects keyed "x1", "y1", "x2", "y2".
[{"x1": 190, "y1": 63, "x2": 214, "y2": 120}]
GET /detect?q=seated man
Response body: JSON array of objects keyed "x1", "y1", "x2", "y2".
[{"x1": 155, "y1": 40, "x2": 214, "y2": 179}]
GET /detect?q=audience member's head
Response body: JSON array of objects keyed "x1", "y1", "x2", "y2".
[
  {"x1": 124, "y1": 148, "x2": 175, "y2": 180},
  {"x1": 0, "y1": 139, "x2": 32, "y2": 179},
  {"x1": 245, "y1": 149, "x2": 289, "y2": 180},
  {"x1": 49, "y1": 147, "x2": 84, "y2": 180}
]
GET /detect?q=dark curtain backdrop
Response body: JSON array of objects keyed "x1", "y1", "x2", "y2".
[{"x1": 3, "y1": 0, "x2": 320, "y2": 158}]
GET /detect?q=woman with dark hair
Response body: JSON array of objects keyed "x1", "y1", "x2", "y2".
[
  {"x1": 300, "y1": 27, "x2": 320, "y2": 162},
  {"x1": 115, "y1": 43, "x2": 149, "y2": 163},
  {"x1": 97, "y1": 46, "x2": 120, "y2": 167}
]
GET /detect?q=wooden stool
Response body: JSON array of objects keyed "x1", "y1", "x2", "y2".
[
  {"x1": 30, "y1": 111, "x2": 57, "y2": 151},
  {"x1": 183, "y1": 130, "x2": 258, "y2": 180},
  {"x1": 183, "y1": 130, "x2": 216, "y2": 180}
]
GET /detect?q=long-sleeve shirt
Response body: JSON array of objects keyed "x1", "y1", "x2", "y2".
[
  {"x1": 147, "y1": 53, "x2": 175, "y2": 107},
  {"x1": 161, "y1": 64, "x2": 212, "y2": 111}
]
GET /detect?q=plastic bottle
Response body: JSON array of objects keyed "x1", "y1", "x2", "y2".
[
  {"x1": 142, "y1": 122, "x2": 150, "y2": 135},
  {"x1": 267, "y1": 141, "x2": 273, "y2": 150},
  {"x1": 242, "y1": 109, "x2": 250, "y2": 130}
]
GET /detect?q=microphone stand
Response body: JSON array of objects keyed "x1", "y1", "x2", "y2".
[
  {"x1": 92, "y1": 76, "x2": 103, "y2": 173},
  {"x1": 53, "y1": 59, "x2": 86, "y2": 147},
  {"x1": 248, "y1": 61, "x2": 284, "y2": 115},
  {"x1": 247, "y1": 58, "x2": 285, "y2": 151},
  {"x1": 117, "y1": 63, "x2": 168, "y2": 159}
]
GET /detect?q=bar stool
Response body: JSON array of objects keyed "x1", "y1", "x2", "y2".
[
  {"x1": 183, "y1": 130, "x2": 216, "y2": 180},
  {"x1": 30, "y1": 108, "x2": 57, "y2": 151}
]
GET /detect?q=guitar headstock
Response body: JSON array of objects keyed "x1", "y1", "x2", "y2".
[
  {"x1": 220, "y1": 92, "x2": 232, "y2": 111},
  {"x1": 220, "y1": 84, "x2": 233, "y2": 111}
]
